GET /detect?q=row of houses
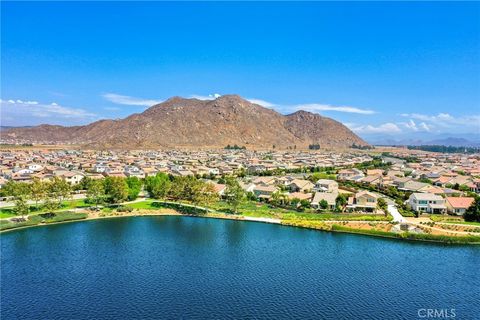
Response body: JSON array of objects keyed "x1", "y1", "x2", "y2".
[
  {"x1": 408, "y1": 193, "x2": 474, "y2": 216},
  {"x1": 0, "y1": 149, "x2": 374, "y2": 188}
]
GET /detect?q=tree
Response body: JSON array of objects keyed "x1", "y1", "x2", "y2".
[
  {"x1": 223, "y1": 177, "x2": 245, "y2": 214},
  {"x1": 2, "y1": 181, "x2": 31, "y2": 200},
  {"x1": 126, "y1": 177, "x2": 142, "y2": 201},
  {"x1": 87, "y1": 179, "x2": 105, "y2": 208},
  {"x1": 270, "y1": 191, "x2": 282, "y2": 206},
  {"x1": 13, "y1": 197, "x2": 29, "y2": 219},
  {"x1": 377, "y1": 198, "x2": 388, "y2": 215},
  {"x1": 299, "y1": 199, "x2": 310, "y2": 209},
  {"x1": 169, "y1": 176, "x2": 194, "y2": 201},
  {"x1": 319, "y1": 199, "x2": 328, "y2": 210},
  {"x1": 290, "y1": 197, "x2": 301, "y2": 209},
  {"x1": 104, "y1": 177, "x2": 128, "y2": 204},
  {"x1": 30, "y1": 178, "x2": 46, "y2": 209},
  {"x1": 145, "y1": 173, "x2": 171, "y2": 199},
  {"x1": 77, "y1": 176, "x2": 93, "y2": 191},
  {"x1": 48, "y1": 176, "x2": 72, "y2": 205},
  {"x1": 335, "y1": 194, "x2": 347, "y2": 211},
  {"x1": 464, "y1": 197, "x2": 480, "y2": 222},
  {"x1": 191, "y1": 181, "x2": 218, "y2": 207},
  {"x1": 43, "y1": 197, "x2": 60, "y2": 215}
]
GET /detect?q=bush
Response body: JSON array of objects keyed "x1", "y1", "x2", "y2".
[
  {"x1": 151, "y1": 202, "x2": 207, "y2": 215},
  {"x1": 0, "y1": 212, "x2": 87, "y2": 231},
  {"x1": 115, "y1": 206, "x2": 133, "y2": 213}
]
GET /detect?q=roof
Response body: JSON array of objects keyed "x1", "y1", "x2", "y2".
[
  {"x1": 287, "y1": 192, "x2": 312, "y2": 201},
  {"x1": 355, "y1": 190, "x2": 379, "y2": 199},
  {"x1": 289, "y1": 179, "x2": 314, "y2": 189},
  {"x1": 253, "y1": 185, "x2": 277, "y2": 192},
  {"x1": 410, "y1": 192, "x2": 443, "y2": 201},
  {"x1": 312, "y1": 192, "x2": 337, "y2": 205},
  {"x1": 446, "y1": 197, "x2": 474, "y2": 209},
  {"x1": 315, "y1": 179, "x2": 337, "y2": 185}
]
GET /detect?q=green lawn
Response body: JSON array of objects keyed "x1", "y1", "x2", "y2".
[
  {"x1": 0, "y1": 198, "x2": 392, "y2": 223},
  {"x1": 0, "y1": 211, "x2": 87, "y2": 231},
  {"x1": 210, "y1": 200, "x2": 391, "y2": 221},
  {"x1": 124, "y1": 200, "x2": 157, "y2": 210},
  {"x1": 428, "y1": 215, "x2": 480, "y2": 226},
  {"x1": 0, "y1": 212, "x2": 16, "y2": 219},
  {"x1": 0, "y1": 198, "x2": 89, "y2": 217}
]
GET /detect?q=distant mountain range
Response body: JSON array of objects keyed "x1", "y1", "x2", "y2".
[
  {"x1": 1, "y1": 95, "x2": 367, "y2": 149},
  {"x1": 371, "y1": 136, "x2": 480, "y2": 148}
]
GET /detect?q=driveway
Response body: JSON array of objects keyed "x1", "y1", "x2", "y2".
[{"x1": 387, "y1": 204, "x2": 407, "y2": 223}]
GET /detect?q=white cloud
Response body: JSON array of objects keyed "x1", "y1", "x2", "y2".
[
  {"x1": 1, "y1": 99, "x2": 97, "y2": 126},
  {"x1": 190, "y1": 94, "x2": 275, "y2": 108},
  {"x1": 348, "y1": 122, "x2": 401, "y2": 134},
  {"x1": 400, "y1": 112, "x2": 480, "y2": 129},
  {"x1": 293, "y1": 103, "x2": 375, "y2": 115},
  {"x1": 401, "y1": 119, "x2": 432, "y2": 132},
  {"x1": 190, "y1": 93, "x2": 222, "y2": 100},
  {"x1": 187, "y1": 94, "x2": 373, "y2": 114},
  {"x1": 102, "y1": 93, "x2": 162, "y2": 107},
  {"x1": 246, "y1": 98, "x2": 275, "y2": 108}
]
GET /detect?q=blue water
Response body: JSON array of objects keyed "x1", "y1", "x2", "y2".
[{"x1": 1, "y1": 216, "x2": 479, "y2": 319}]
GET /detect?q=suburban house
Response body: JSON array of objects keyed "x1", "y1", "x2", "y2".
[
  {"x1": 55, "y1": 170, "x2": 85, "y2": 185},
  {"x1": 408, "y1": 193, "x2": 447, "y2": 214},
  {"x1": 337, "y1": 168, "x2": 364, "y2": 181},
  {"x1": 124, "y1": 165, "x2": 145, "y2": 178},
  {"x1": 346, "y1": 191, "x2": 379, "y2": 212},
  {"x1": 252, "y1": 176, "x2": 277, "y2": 186},
  {"x1": 286, "y1": 192, "x2": 312, "y2": 202},
  {"x1": 311, "y1": 192, "x2": 338, "y2": 210},
  {"x1": 287, "y1": 179, "x2": 314, "y2": 193},
  {"x1": 445, "y1": 197, "x2": 474, "y2": 215},
  {"x1": 210, "y1": 182, "x2": 227, "y2": 196},
  {"x1": 313, "y1": 179, "x2": 338, "y2": 193},
  {"x1": 253, "y1": 185, "x2": 278, "y2": 200},
  {"x1": 398, "y1": 180, "x2": 430, "y2": 192}
]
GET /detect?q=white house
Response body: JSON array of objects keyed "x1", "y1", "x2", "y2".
[{"x1": 408, "y1": 193, "x2": 446, "y2": 214}]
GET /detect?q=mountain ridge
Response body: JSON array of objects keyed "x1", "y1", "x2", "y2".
[{"x1": 2, "y1": 95, "x2": 368, "y2": 149}]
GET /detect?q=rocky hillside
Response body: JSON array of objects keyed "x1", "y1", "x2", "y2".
[{"x1": 2, "y1": 95, "x2": 368, "y2": 149}]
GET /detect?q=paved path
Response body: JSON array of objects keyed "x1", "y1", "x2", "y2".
[{"x1": 387, "y1": 204, "x2": 407, "y2": 223}]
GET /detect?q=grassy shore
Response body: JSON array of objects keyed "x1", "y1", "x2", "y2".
[
  {"x1": 0, "y1": 199, "x2": 89, "y2": 217},
  {"x1": 0, "y1": 211, "x2": 88, "y2": 231},
  {"x1": 330, "y1": 225, "x2": 480, "y2": 244},
  {"x1": 2, "y1": 200, "x2": 479, "y2": 244}
]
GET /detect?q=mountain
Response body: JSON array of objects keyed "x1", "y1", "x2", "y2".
[
  {"x1": 370, "y1": 136, "x2": 480, "y2": 148},
  {"x1": 425, "y1": 137, "x2": 480, "y2": 148},
  {"x1": 1, "y1": 95, "x2": 368, "y2": 149}
]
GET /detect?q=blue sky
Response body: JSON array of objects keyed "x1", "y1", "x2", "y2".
[{"x1": 1, "y1": 1, "x2": 479, "y2": 141}]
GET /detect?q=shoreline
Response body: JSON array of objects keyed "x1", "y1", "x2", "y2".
[{"x1": 2, "y1": 210, "x2": 479, "y2": 245}]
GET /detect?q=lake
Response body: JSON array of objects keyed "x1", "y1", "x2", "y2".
[{"x1": 1, "y1": 216, "x2": 479, "y2": 319}]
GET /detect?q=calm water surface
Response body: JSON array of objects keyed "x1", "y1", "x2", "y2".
[{"x1": 1, "y1": 216, "x2": 479, "y2": 319}]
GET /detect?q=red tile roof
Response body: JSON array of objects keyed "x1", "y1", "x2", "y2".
[{"x1": 446, "y1": 197, "x2": 474, "y2": 209}]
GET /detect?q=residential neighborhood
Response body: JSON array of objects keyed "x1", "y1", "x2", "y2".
[{"x1": 0, "y1": 148, "x2": 478, "y2": 219}]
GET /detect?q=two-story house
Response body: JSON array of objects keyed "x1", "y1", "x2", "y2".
[{"x1": 408, "y1": 193, "x2": 446, "y2": 214}]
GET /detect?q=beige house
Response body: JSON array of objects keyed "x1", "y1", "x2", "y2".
[
  {"x1": 313, "y1": 179, "x2": 338, "y2": 193},
  {"x1": 446, "y1": 197, "x2": 474, "y2": 215},
  {"x1": 346, "y1": 191, "x2": 379, "y2": 212},
  {"x1": 288, "y1": 179, "x2": 314, "y2": 193},
  {"x1": 253, "y1": 185, "x2": 278, "y2": 200},
  {"x1": 311, "y1": 192, "x2": 338, "y2": 210}
]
